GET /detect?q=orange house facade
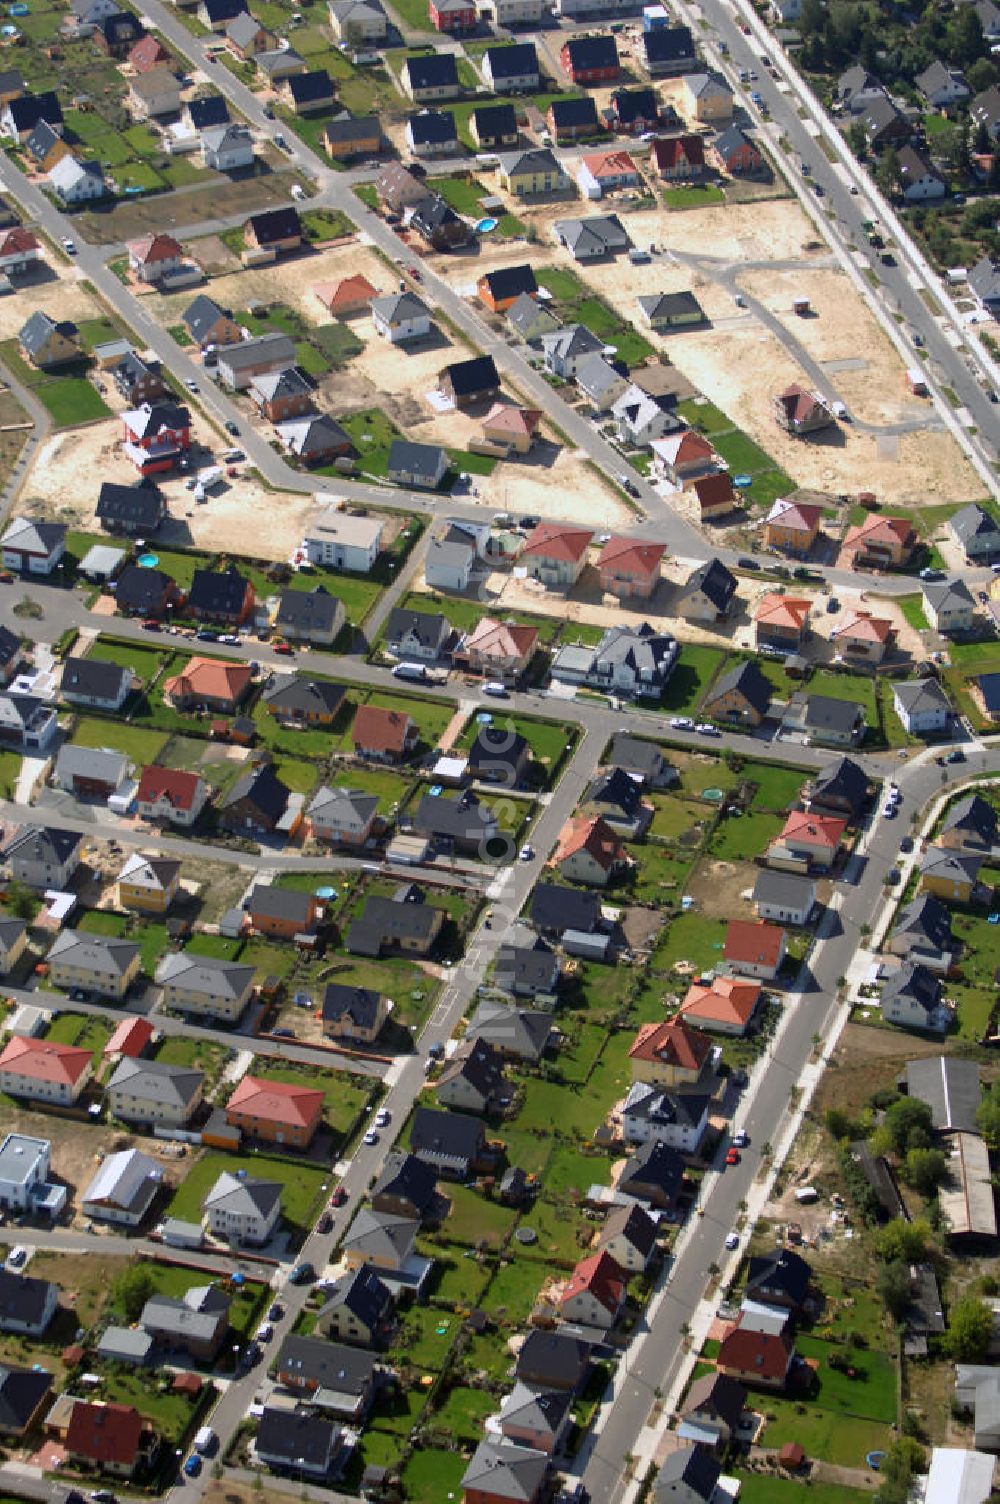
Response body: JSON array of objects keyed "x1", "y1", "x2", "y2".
[{"x1": 225, "y1": 1075, "x2": 324, "y2": 1148}]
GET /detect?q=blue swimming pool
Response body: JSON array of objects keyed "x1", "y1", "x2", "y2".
[
  {"x1": 137, "y1": 552, "x2": 159, "y2": 568},
  {"x1": 476, "y1": 217, "x2": 499, "y2": 233}
]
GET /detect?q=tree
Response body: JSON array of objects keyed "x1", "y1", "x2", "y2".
[
  {"x1": 848, "y1": 119, "x2": 868, "y2": 157},
  {"x1": 967, "y1": 57, "x2": 1000, "y2": 94},
  {"x1": 947, "y1": 1295, "x2": 994, "y2": 1360},
  {"x1": 825, "y1": 1107, "x2": 853, "y2": 1141},
  {"x1": 974, "y1": 120, "x2": 992, "y2": 156},
  {"x1": 5, "y1": 880, "x2": 35, "y2": 921},
  {"x1": 947, "y1": 5, "x2": 985, "y2": 67},
  {"x1": 799, "y1": 0, "x2": 824, "y2": 31},
  {"x1": 875, "y1": 1438, "x2": 926, "y2": 1504},
  {"x1": 875, "y1": 146, "x2": 903, "y2": 197},
  {"x1": 875, "y1": 1216, "x2": 932, "y2": 1263},
  {"x1": 883, "y1": 1097, "x2": 933, "y2": 1158},
  {"x1": 877, "y1": 1259, "x2": 913, "y2": 1322},
  {"x1": 976, "y1": 1081, "x2": 1000, "y2": 1147},
  {"x1": 903, "y1": 1146, "x2": 947, "y2": 1197},
  {"x1": 112, "y1": 1264, "x2": 156, "y2": 1322}
]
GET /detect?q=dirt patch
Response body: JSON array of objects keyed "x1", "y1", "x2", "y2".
[
  {"x1": 684, "y1": 859, "x2": 758, "y2": 919},
  {"x1": 0, "y1": 271, "x2": 106, "y2": 342},
  {"x1": 812, "y1": 1020, "x2": 950, "y2": 1123},
  {"x1": 187, "y1": 234, "x2": 242, "y2": 278},
  {"x1": 77, "y1": 170, "x2": 310, "y2": 245},
  {"x1": 620, "y1": 904, "x2": 664, "y2": 953}
]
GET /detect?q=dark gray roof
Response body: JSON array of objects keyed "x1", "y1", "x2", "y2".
[
  {"x1": 324, "y1": 113, "x2": 380, "y2": 146},
  {"x1": 183, "y1": 293, "x2": 229, "y2": 340},
  {"x1": 19, "y1": 311, "x2": 77, "y2": 359},
  {"x1": 796, "y1": 692, "x2": 865, "y2": 735},
  {"x1": 564, "y1": 32, "x2": 618, "y2": 69},
  {"x1": 114, "y1": 564, "x2": 175, "y2": 613},
  {"x1": 950, "y1": 504, "x2": 1000, "y2": 547},
  {"x1": 217, "y1": 332, "x2": 296, "y2": 373},
  {"x1": 0, "y1": 1363, "x2": 51, "y2": 1430},
  {"x1": 494, "y1": 937, "x2": 559, "y2": 999},
  {"x1": 683, "y1": 557, "x2": 737, "y2": 613},
  {"x1": 943, "y1": 793, "x2": 998, "y2": 845},
  {"x1": 404, "y1": 53, "x2": 458, "y2": 89},
  {"x1": 746, "y1": 1248, "x2": 811, "y2": 1305},
  {"x1": 0, "y1": 1271, "x2": 55, "y2": 1329},
  {"x1": 471, "y1": 101, "x2": 517, "y2": 136},
  {"x1": 752, "y1": 870, "x2": 814, "y2": 910},
  {"x1": 441, "y1": 354, "x2": 499, "y2": 398},
  {"x1": 705, "y1": 658, "x2": 771, "y2": 716},
  {"x1": 412, "y1": 789, "x2": 497, "y2": 843},
  {"x1": 388, "y1": 438, "x2": 447, "y2": 481},
  {"x1": 109, "y1": 1057, "x2": 203, "y2": 1110},
  {"x1": 529, "y1": 882, "x2": 601, "y2": 933},
  {"x1": 810, "y1": 754, "x2": 868, "y2": 815},
  {"x1": 468, "y1": 726, "x2": 529, "y2": 776},
  {"x1": 410, "y1": 1105, "x2": 485, "y2": 1167},
  {"x1": 905, "y1": 1054, "x2": 981, "y2": 1133},
  {"x1": 602, "y1": 1201, "x2": 657, "y2": 1258},
  {"x1": 607, "y1": 735, "x2": 668, "y2": 782},
  {"x1": 0, "y1": 625, "x2": 20, "y2": 670},
  {"x1": 620, "y1": 1139, "x2": 685, "y2": 1200},
  {"x1": 515, "y1": 1328, "x2": 591, "y2": 1388},
  {"x1": 437, "y1": 1039, "x2": 505, "y2": 1105},
  {"x1": 275, "y1": 585, "x2": 341, "y2": 637},
  {"x1": 5, "y1": 824, "x2": 82, "y2": 868},
  {"x1": 548, "y1": 95, "x2": 598, "y2": 128},
  {"x1": 245, "y1": 207, "x2": 301, "y2": 246},
  {"x1": 483, "y1": 41, "x2": 537, "y2": 78},
  {"x1": 96, "y1": 480, "x2": 163, "y2": 531},
  {"x1": 277, "y1": 1337, "x2": 376, "y2": 1392},
  {"x1": 262, "y1": 672, "x2": 345, "y2": 719},
  {"x1": 287, "y1": 68, "x2": 333, "y2": 105},
  {"x1": 188, "y1": 564, "x2": 251, "y2": 616},
  {"x1": 893, "y1": 894, "x2": 954, "y2": 954},
  {"x1": 462, "y1": 1440, "x2": 549, "y2": 1500},
  {"x1": 610, "y1": 85, "x2": 658, "y2": 123},
  {"x1": 465, "y1": 998, "x2": 554, "y2": 1059},
  {"x1": 5, "y1": 92, "x2": 62, "y2": 134},
  {"x1": 638, "y1": 291, "x2": 703, "y2": 324},
  {"x1": 386, "y1": 606, "x2": 450, "y2": 650},
  {"x1": 221, "y1": 763, "x2": 290, "y2": 824},
  {"x1": 61, "y1": 655, "x2": 130, "y2": 703},
  {"x1": 587, "y1": 766, "x2": 644, "y2": 820},
  {"x1": 256, "y1": 1407, "x2": 339, "y2": 1469},
  {"x1": 246, "y1": 883, "x2": 316, "y2": 925},
  {"x1": 372, "y1": 1150, "x2": 438, "y2": 1213},
  {"x1": 347, "y1": 893, "x2": 441, "y2": 954},
  {"x1": 321, "y1": 983, "x2": 384, "y2": 1031},
  {"x1": 643, "y1": 22, "x2": 694, "y2": 63},
  {"x1": 682, "y1": 1371, "x2": 746, "y2": 1429},
  {"x1": 655, "y1": 1444, "x2": 720, "y2": 1502},
  {"x1": 923, "y1": 577, "x2": 975, "y2": 613},
  {"x1": 317, "y1": 1264, "x2": 391, "y2": 1332},
  {"x1": 624, "y1": 1081, "x2": 710, "y2": 1132},
  {"x1": 480, "y1": 264, "x2": 537, "y2": 302},
  {"x1": 187, "y1": 93, "x2": 229, "y2": 130}
]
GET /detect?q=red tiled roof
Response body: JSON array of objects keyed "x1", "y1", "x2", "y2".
[
  {"x1": 678, "y1": 977, "x2": 761, "y2": 1028},
  {"x1": 653, "y1": 429, "x2": 715, "y2": 467},
  {"x1": 651, "y1": 134, "x2": 705, "y2": 170},
  {"x1": 137, "y1": 765, "x2": 205, "y2": 812},
  {"x1": 598, "y1": 536, "x2": 666, "y2": 578},
  {"x1": 0, "y1": 227, "x2": 40, "y2": 257},
  {"x1": 766, "y1": 498, "x2": 822, "y2": 533},
  {"x1": 628, "y1": 1017, "x2": 712, "y2": 1071},
  {"x1": 755, "y1": 594, "x2": 811, "y2": 631},
  {"x1": 778, "y1": 810, "x2": 847, "y2": 850},
  {"x1": 724, "y1": 920, "x2": 786, "y2": 967},
  {"x1": 163, "y1": 656, "x2": 253, "y2": 705},
  {"x1": 521, "y1": 522, "x2": 594, "y2": 563},
  {"x1": 718, "y1": 1324, "x2": 792, "y2": 1381},
  {"x1": 777, "y1": 384, "x2": 824, "y2": 422},
  {"x1": 315, "y1": 274, "x2": 377, "y2": 312},
  {"x1": 560, "y1": 1251, "x2": 627, "y2": 1315},
  {"x1": 352, "y1": 703, "x2": 415, "y2": 755},
  {"x1": 552, "y1": 814, "x2": 626, "y2": 873},
  {"x1": 832, "y1": 609, "x2": 894, "y2": 644},
  {"x1": 128, "y1": 34, "x2": 170, "y2": 68},
  {"x1": 482, "y1": 403, "x2": 542, "y2": 438},
  {"x1": 66, "y1": 1402, "x2": 143, "y2": 1467},
  {"x1": 227, "y1": 1074, "x2": 324, "y2": 1129},
  {"x1": 843, "y1": 514, "x2": 916, "y2": 549},
  {"x1": 104, "y1": 1016, "x2": 154, "y2": 1058},
  {"x1": 126, "y1": 231, "x2": 182, "y2": 264},
  {"x1": 581, "y1": 148, "x2": 637, "y2": 178},
  {"x1": 0, "y1": 1035, "x2": 91, "y2": 1087}
]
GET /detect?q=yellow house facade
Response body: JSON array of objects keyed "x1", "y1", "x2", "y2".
[{"x1": 117, "y1": 854, "x2": 181, "y2": 915}]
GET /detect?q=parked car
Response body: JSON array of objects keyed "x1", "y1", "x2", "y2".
[
  {"x1": 363, "y1": 1129, "x2": 379, "y2": 1146},
  {"x1": 289, "y1": 1262, "x2": 315, "y2": 1285},
  {"x1": 375, "y1": 1108, "x2": 391, "y2": 1127},
  {"x1": 183, "y1": 1455, "x2": 202, "y2": 1479},
  {"x1": 725, "y1": 1147, "x2": 739, "y2": 1165},
  {"x1": 725, "y1": 1231, "x2": 739, "y2": 1249},
  {"x1": 670, "y1": 716, "x2": 694, "y2": 730},
  {"x1": 224, "y1": 420, "x2": 240, "y2": 436},
  {"x1": 330, "y1": 1186, "x2": 348, "y2": 1207}
]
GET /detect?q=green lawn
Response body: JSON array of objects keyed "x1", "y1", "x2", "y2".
[
  {"x1": 166, "y1": 1151, "x2": 329, "y2": 1233},
  {"x1": 108, "y1": 1258, "x2": 263, "y2": 1339},
  {"x1": 36, "y1": 379, "x2": 110, "y2": 427},
  {"x1": 339, "y1": 408, "x2": 403, "y2": 479},
  {"x1": 663, "y1": 183, "x2": 726, "y2": 209},
  {"x1": 743, "y1": 759, "x2": 811, "y2": 811},
  {"x1": 535, "y1": 267, "x2": 654, "y2": 369},
  {"x1": 660, "y1": 644, "x2": 726, "y2": 715},
  {"x1": 645, "y1": 911, "x2": 728, "y2": 973},
  {"x1": 427, "y1": 1385, "x2": 496, "y2": 1442},
  {"x1": 435, "y1": 1183, "x2": 516, "y2": 1249},
  {"x1": 734, "y1": 1474, "x2": 871, "y2": 1504},
  {"x1": 400, "y1": 1449, "x2": 468, "y2": 1504},
  {"x1": 44, "y1": 1012, "x2": 112, "y2": 1068},
  {"x1": 709, "y1": 809, "x2": 785, "y2": 860},
  {"x1": 897, "y1": 593, "x2": 929, "y2": 631},
  {"x1": 806, "y1": 670, "x2": 878, "y2": 723}
]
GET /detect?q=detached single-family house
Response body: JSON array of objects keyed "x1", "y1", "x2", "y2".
[
  {"x1": 498, "y1": 146, "x2": 566, "y2": 196},
  {"x1": 830, "y1": 610, "x2": 896, "y2": 664},
  {"x1": 439, "y1": 354, "x2": 500, "y2": 409},
  {"x1": 643, "y1": 22, "x2": 695, "y2": 74},
  {"x1": 650, "y1": 133, "x2": 706, "y2": 180},
  {"x1": 550, "y1": 813, "x2": 630, "y2": 887},
  {"x1": 352, "y1": 704, "x2": 418, "y2": 762},
  {"x1": 893, "y1": 677, "x2": 953, "y2": 735},
  {"x1": 682, "y1": 71, "x2": 733, "y2": 122},
  {"x1": 19, "y1": 313, "x2": 80, "y2": 370},
  {"x1": 597, "y1": 536, "x2": 664, "y2": 600},
  {"x1": 225, "y1": 1075, "x2": 323, "y2": 1148},
  {"x1": 676, "y1": 557, "x2": 737, "y2": 623},
  {"x1": 561, "y1": 33, "x2": 619, "y2": 85},
  {"x1": 127, "y1": 67, "x2": 181, "y2": 119},
  {"x1": 916, "y1": 60, "x2": 969, "y2": 109},
  {"x1": 843, "y1": 513, "x2": 917, "y2": 567},
  {"x1": 628, "y1": 1016, "x2": 711, "y2": 1087},
  {"x1": 47, "y1": 931, "x2": 141, "y2": 1000},
  {"x1": 881, "y1": 961, "x2": 949, "y2": 1032},
  {"x1": 755, "y1": 593, "x2": 811, "y2": 651},
  {"x1": 521, "y1": 521, "x2": 593, "y2": 587},
  {"x1": 887, "y1": 894, "x2": 956, "y2": 973},
  {"x1": 371, "y1": 291, "x2": 432, "y2": 344},
  {"x1": 0, "y1": 1037, "x2": 92, "y2": 1105},
  {"x1": 559, "y1": 1250, "x2": 627, "y2": 1328},
  {"x1": 204, "y1": 1172, "x2": 282, "y2": 1245},
  {"x1": 155, "y1": 953, "x2": 255, "y2": 1023},
  {"x1": 482, "y1": 42, "x2": 539, "y2": 93},
  {"x1": 724, "y1": 920, "x2": 786, "y2": 980},
  {"x1": 781, "y1": 692, "x2": 866, "y2": 747},
  {"x1": 920, "y1": 845, "x2": 984, "y2": 903},
  {"x1": 555, "y1": 213, "x2": 632, "y2": 262},
  {"x1": 402, "y1": 52, "x2": 459, "y2": 101},
  {"x1": 308, "y1": 786, "x2": 378, "y2": 850},
  {"x1": 406, "y1": 108, "x2": 458, "y2": 157},
  {"x1": 456, "y1": 616, "x2": 538, "y2": 684},
  {"x1": 773, "y1": 383, "x2": 834, "y2": 437},
  {"x1": 923, "y1": 578, "x2": 976, "y2": 634},
  {"x1": 752, "y1": 870, "x2": 816, "y2": 927},
  {"x1": 60, "y1": 655, "x2": 132, "y2": 712},
  {"x1": 764, "y1": 497, "x2": 822, "y2": 556},
  {"x1": 939, "y1": 794, "x2": 998, "y2": 853},
  {"x1": 107, "y1": 1058, "x2": 204, "y2": 1126},
  {"x1": 201, "y1": 122, "x2": 254, "y2": 172},
  {"x1": 498, "y1": 1384, "x2": 573, "y2": 1456},
  {"x1": 117, "y1": 853, "x2": 180, "y2": 914},
  {"x1": 219, "y1": 763, "x2": 296, "y2": 838},
  {"x1": 678, "y1": 975, "x2": 763, "y2": 1036},
  {"x1": 949, "y1": 503, "x2": 1000, "y2": 561},
  {"x1": 702, "y1": 659, "x2": 771, "y2": 727},
  {"x1": 137, "y1": 765, "x2": 210, "y2": 827},
  {"x1": 321, "y1": 983, "x2": 389, "y2": 1044}
]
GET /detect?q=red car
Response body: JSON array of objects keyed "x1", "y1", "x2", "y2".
[
  {"x1": 142, "y1": 619, "x2": 161, "y2": 631},
  {"x1": 725, "y1": 1147, "x2": 740, "y2": 1166},
  {"x1": 330, "y1": 1186, "x2": 347, "y2": 1207},
  {"x1": 273, "y1": 642, "x2": 295, "y2": 656}
]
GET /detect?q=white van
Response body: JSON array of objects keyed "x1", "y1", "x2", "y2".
[{"x1": 483, "y1": 681, "x2": 508, "y2": 698}]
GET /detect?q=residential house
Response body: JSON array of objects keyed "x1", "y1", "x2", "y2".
[
  {"x1": 0, "y1": 694, "x2": 57, "y2": 753},
  {"x1": 245, "y1": 882, "x2": 324, "y2": 940},
  {"x1": 773, "y1": 383, "x2": 834, "y2": 437},
  {"x1": 308, "y1": 786, "x2": 378, "y2": 850},
  {"x1": 352, "y1": 703, "x2": 418, "y2": 762},
  {"x1": 162, "y1": 656, "x2": 253, "y2": 712},
  {"x1": 628, "y1": 1016, "x2": 711, "y2": 1087},
  {"x1": 577, "y1": 148, "x2": 640, "y2": 197},
  {"x1": 893, "y1": 677, "x2": 952, "y2": 735},
  {"x1": 127, "y1": 67, "x2": 181, "y2": 120},
  {"x1": 717, "y1": 1320, "x2": 794, "y2": 1389},
  {"x1": 121, "y1": 400, "x2": 192, "y2": 475},
  {"x1": 439, "y1": 354, "x2": 501, "y2": 409},
  {"x1": 0, "y1": 1037, "x2": 92, "y2": 1105},
  {"x1": 576, "y1": 353, "x2": 630, "y2": 411},
  {"x1": 771, "y1": 809, "x2": 845, "y2": 871},
  {"x1": 187, "y1": 566, "x2": 256, "y2": 627},
  {"x1": 457, "y1": 615, "x2": 537, "y2": 683},
  {"x1": 515, "y1": 1330, "x2": 590, "y2": 1392},
  {"x1": 949, "y1": 503, "x2": 1000, "y2": 561},
  {"x1": 261, "y1": 673, "x2": 344, "y2": 728},
  {"x1": 185, "y1": 93, "x2": 230, "y2": 132},
  {"x1": 103, "y1": 1016, "x2": 154, "y2": 1062},
  {"x1": 555, "y1": 214, "x2": 632, "y2": 261},
  {"x1": 81, "y1": 1143, "x2": 160, "y2": 1227},
  {"x1": 561, "y1": 34, "x2": 620, "y2": 85},
  {"x1": 389, "y1": 441, "x2": 450, "y2": 498},
  {"x1": 679, "y1": 1373, "x2": 746, "y2": 1450},
  {"x1": 604, "y1": 84, "x2": 657, "y2": 135},
  {"x1": 137, "y1": 765, "x2": 210, "y2": 827},
  {"x1": 550, "y1": 813, "x2": 629, "y2": 888},
  {"x1": 406, "y1": 108, "x2": 459, "y2": 157},
  {"x1": 182, "y1": 294, "x2": 242, "y2": 351},
  {"x1": 724, "y1": 919, "x2": 786, "y2": 979},
  {"x1": 897, "y1": 143, "x2": 946, "y2": 200},
  {"x1": 843, "y1": 513, "x2": 917, "y2": 567},
  {"x1": 411, "y1": 1104, "x2": 490, "y2": 1177},
  {"x1": 466, "y1": 997, "x2": 555, "y2": 1058},
  {"x1": 204, "y1": 1172, "x2": 282, "y2": 1245},
  {"x1": 224, "y1": 12, "x2": 274, "y2": 55},
  {"x1": 155, "y1": 953, "x2": 254, "y2": 1023},
  {"x1": 303, "y1": 506, "x2": 382, "y2": 572},
  {"x1": 651, "y1": 430, "x2": 717, "y2": 488},
  {"x1": 219, "y1": 762, "x2": 295, "y2": 837},
  {"x1": 540, "y1": 323, "x2": 605, "y2": 379},
  {"x1": 198, "y1": 0, "x2": 244, "y2": 27},
  {"x1": 47, "y1": 931, "x2": 141, "y2": 1000},
  {"x1": 881, "y1": 962, "x2": 948, "y2": 1032},
  {"x1": 65, "y1": 1402, "x2": 153, "y2": 1479},
  {"x1": 621, "y1": 1081, "x2": 710, "y2": 1152},
  {"x1": 781, "y1": 692, "x2": 866, "y2": 747},
  {"x1": 328, "y1": 0, "x2": 387, "y2": 42},
  {"x1": 969, "y1": 255, "x2": 1000, "y2": 319},
  {"x1": 919, "y1": 846, "x2": 984, "y2": 903},
  {"x1": 108, "y1": 1057, "x2": 204, "y2": 1126},
  {"x1": 429, "y1": 0, "x2": 476, "y2": 27},
  {"x1": 436, "y1": 1039, "x2": 506, "y2": 1115},
  {"x1": 835, "y1": 64, "x2": 885, "y2": 112},
  {"x1": 830, "y1": 609, "x2": 896, "y2": 664},
  {"x1": 411, "y1": 787, "x2": 499, "y2": 855},
  {"x1": 470, "y1": 101, "x2": 518, "y2": 149},
  {"x1": 316, "y1": 1265, "x2": 392, "y2": 1347},
  {"x1": 650, "y1": 133, "x2": 706, "y2": 180},
  {"x1": 402, "y1": 52, "x2": 460, "y2": 100},
  {"x1": 117, "y1": 853, "x2": 180, "y2": 914},
  {"x1": 923, "y1": 578, "x2": 976, "y2": 634},
  {"x1": 60, "y1": 656, "x2": 132, "y2": 712},
  {"x1": 481, "y1": 403, "x2": 542, "y2": 453},
  {"x1": 0, "y1": 1271, "x2": 57, "y2": 1336},
  {"x1": 499, "y1": 145, "x2": 569, "y2": 197},
  {"x1": 0, "y1": 625, "x2": 19, "y2": 686},
  {"x1": 462, "y1": 1441, "x2": 549, "y2": 1504},
  {"x1": 682, "y1": 72, "x2": 733, "y2": 122},
  {"x1": 618, "y1": 1138, "x2": 685, "y2": 1209},
  {"x1": 691, "y1": 471, "x2": 736, "y2": 522},
  {"x1": 19, "y1": 312, "x2": 80, "y2": 370},
  {"x1": 939, "y1": 794, "x2": 998, "y2": 852},
  {"x1": 498, "y1": 1384, "x2": 573, "y2": 1456},
  {"x1": 605, "y1": 734, "x2": 674, "y2": 790},
  {"x1": 0, "y1": 516, "x2": 65, "y2": 575},
  {"x1": 140, "y1": 1284, "x2": 229, "y2": 1362},
  {"x1": 655, "y1": 1447, "x2": 721, "y2": 1504},
  {"x1": 583, "y1": 767, "x2": 651, "y2": 838},
  {"x1": 755, "y1": 593, "x2": 811, "y2": 652},
  {"x1": 346, "y1": 892, "x2": 444, "y2": 958},
  {"x1": 916, "y1": 60, "x2": 969, "y2": 109},
  {"x1": 678, "y1": 975, "x2": 763, "y2": 1036},
  {"x1": 752, "y1": 870, "x2": 816, "y2": 927},
  {"x1": 482, "y1": 42, "x2": 539, "y2": 93},
  {"x1": 764, "y1": 497, "x2": 822, "y2": 556},
  {"x1": 128, "y1": 34, "x2": 170, "y2": 70},
  {"x1": 712, "y1": 124, "x2": 764, "y2": 176},
  {"x1": 321, "y1": 982, "x2": 389, "y2": 1043},
  {"x1": 636, "y1": 290, "x2": 704, "y2": 332},
  {"x1": 249, "y1": 365, "x2": 315, "y2": 425},
  {"x1": 521, "y1": 522, "x2": 593, "y2": 587},
  {"x1": 887, "y1": 894, "x2": 956, "y2": 973},
  {"x1": 643, "y1": 22, "x2": 695, "y2": 73},
  {"x1": 977, "y1": 673, "x2": 1000, "y2": 721},
  {"x1": 341, "y1": 1208, "x2": 420, "y2": 1273},
  {"x1": 596, "y1": 536, "x2": 664, "y2": 601},
  {"x1": 215, "y1": 333, "x2": 296, "y2": 391},
  {"x1": 1, "y1": 91, "x2": 62, "y2": 142},
  {"x1": 225, "y1": 1074, "x2": 323, "y2": 1148},
  {"x1": 370, "y1": 291, "x2": 432, "y2": 344},
  {"x1": 313, "y1": 276, "x2": 378, "y2": 320},
  {"x1": 409, "y1": 193, "x2": 470, "y2": 250},
  {"x1": 468, "y1": 724, "x2": 531, "y2": 786},
  {"x1": 701, "y1": 659, "x2": 771, "y2": 727},
  {"x1": 550, "y1": 621, "x2": 678, "y2": 699},
  {"x1": 0, "y1": 916, "x2": 26, "y2": 976},
  {"x1": 96, "y1": 480, "x2": 165, "y2": 538},
  {"x1": 0, "y1": 1363, "x2": 52, "y2": 1438},
  {"x1": 560, "y1": 1250, "x2": 627, "y2": 1327},
  {"x1": 244, "y1": 208, "x2": 303, "y2": 255},
  {"x1": 860, "y1": 94, "x2": 912, "y2": 149},
  {"x1": 95, "y1": 11, "x2": 146, "y2": 57},
  {"x1": 201, "y1": 123, "x2": 254, "y2": 171},
  {"x1": 0, "y1": 227, "x2": 41, "y2": 277},
  {"x1": 5, "y1": 825, "x2": 82, "y2": 890},
  {"x1": 375, "y1": 162, "x2": 428, "y2": 214},
  {"x1": 546, "y1": 95, "x2": 600, "y2": 143},
  {"x1": 372, "y1": 1151, "x2": 438, "y2": 1222},
  {"x1": 273, "y1": 1336, "x2": 377, "y2": 1420},
  {"x1": 126, "y1": 232, "x2": 183, "y2": 283}
]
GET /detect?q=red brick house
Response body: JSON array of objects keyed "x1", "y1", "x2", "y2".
[
  {"x1": 560, "y1": 34, "x2": 620, "y2": 85},
  {"x1": 121, "y1": 401, "x2": 191, "y2": 476},
  {"x1": 245, "y1": 883, "x2": 324, "y2": 940},
  {"x1": 226, "y1": 1074, "x2": 324, "y2": 1148},
  {"x1": 429, "y1": 0, "x2": 475, "y2": 29},
  {"x1": 712, "y1": 125, "x2": 764, "y2": 177}
]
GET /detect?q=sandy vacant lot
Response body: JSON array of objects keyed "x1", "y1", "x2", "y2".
[
  {"x1": 151, "y1": 240, "x2": 390, "y2": 331},
  {"x1": 26, "y1": 420, "x2": 317, "y2": 560},
  {"x1": 0, "y1": 268, "x2": 105, "y2": 341}
]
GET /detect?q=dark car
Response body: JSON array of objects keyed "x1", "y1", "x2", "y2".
[
  {"x1": 268, "y1": 1302, "x2": 283, "y2": 1321},
  {"x1": 948, "y1": 748, "x2": 965, "y2": 763},
  {"x1": 737, "y1": 556, "x2": 760, "y2": 569},
  {"x1": 196, "y1": 629, "x2": 219, "y2": 642},
  {"x1": 330, "y1": 1185, "x2": 348, "y2": 1207},
  {"x1": 887, "y1": 867, "x2": 901, "y2": 884},
  {"x1": 290, "y1": 1262, "x2": 315, "y2": 1285},
  {"x1": 225, "y1": 420, "x2": 240, "y2": 436},
  {"x1": 317, "y1": 1213, "x2": 333, "y2": 1234},
  {"x1": 519, "y1": 514, "x2": 539, "y2": 529},
  {"x1": 900, "y1": 836, "x2": 914, "y2": 852}
]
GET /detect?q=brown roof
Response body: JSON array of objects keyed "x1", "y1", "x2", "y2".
[
  {"x1": 352, "y1": 703, "x2": 415, "y2": 755},
  {"x1": 693, "y1": 472, "x2": 735, "y2": 514},
  {"x1": 628, "y1": 1017, "x2": 712, "y2": 1071},
  {"x1": 551, "y1": 814, "x2": 626, "y2": 873},
  {"x1": 723, "y1": 920, "x2": 785, "y2": 967},
  {"x1": 66, "y1": 1402, "x2": 143, "y2": 1467},
  {"x1": 126, "y1": 231, "x2": 182, "y2": 265},
  {"x1": 314, "y1": 274, "x2": 377, "y2": 312},
  {"x1": 651, "y1": 134, "x2": 705, "y2": 170},
  {"x1": 718, "y1": 1324, "x2": 792, "y2": 1381},
  {"x1": 560, "y1": 1251, "x2": 627, "y2": 1315}
]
